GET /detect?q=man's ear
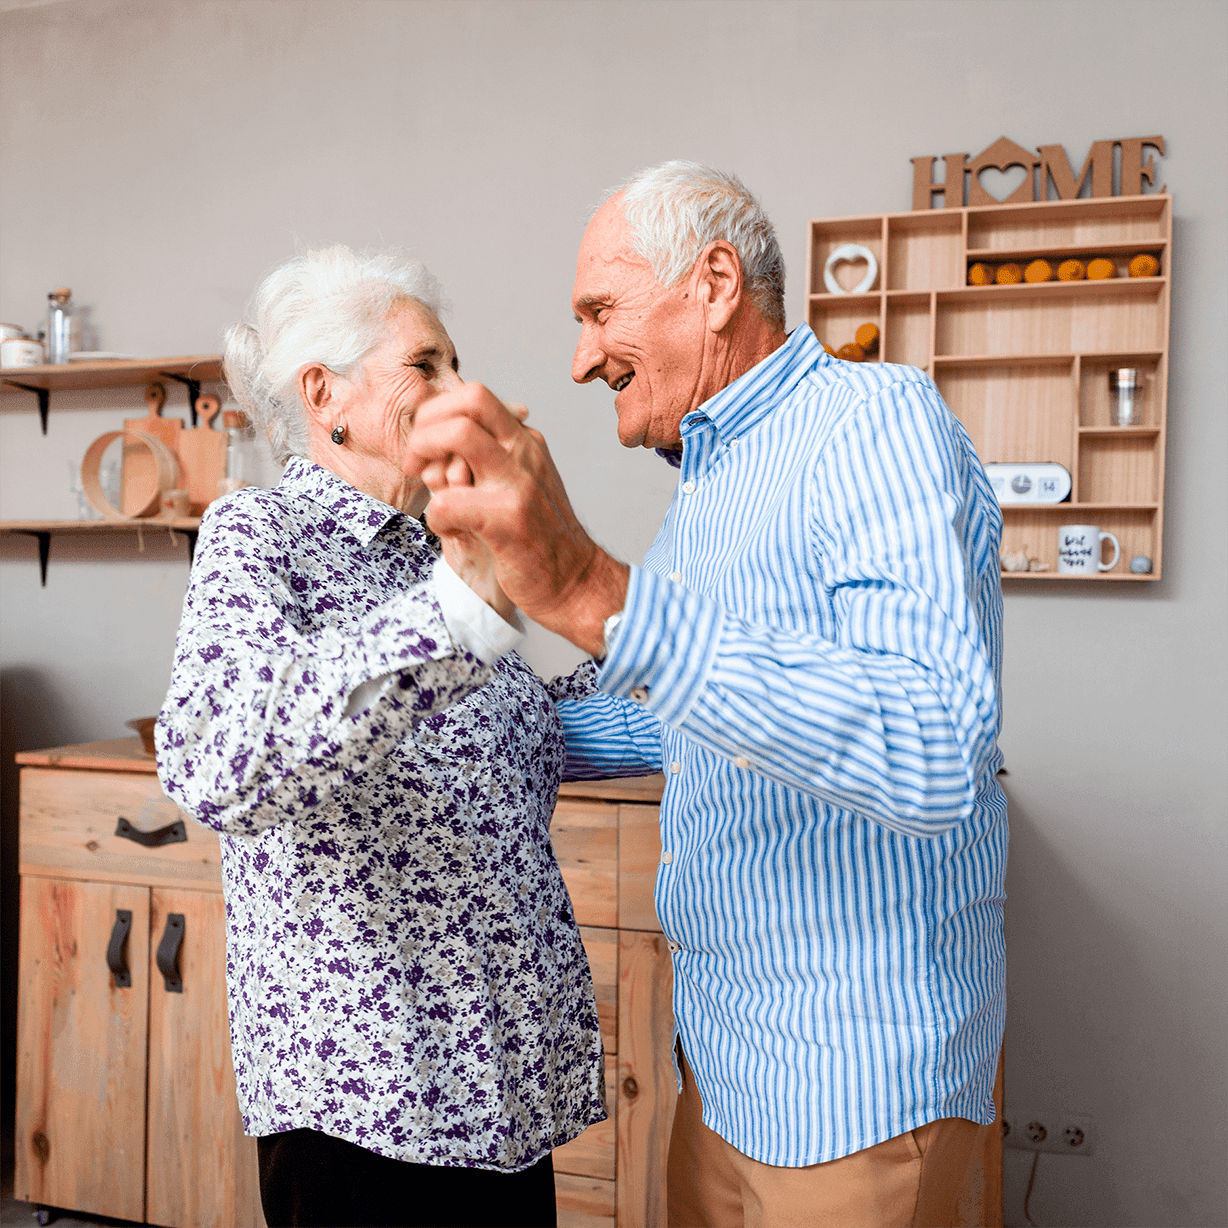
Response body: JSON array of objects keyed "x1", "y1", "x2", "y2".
[
  {"x1": 696, "y1": 241, "x2": 744, "y2": 333},
  {"x1": 297, "y1": 362, "x2": 337, "y2": 431}
]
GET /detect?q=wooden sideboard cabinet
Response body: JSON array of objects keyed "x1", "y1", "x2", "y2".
[
  {"x1": 13, "y1": 737, "x2": 264, "y2": 1228},
  {"x1": 13, "y1": 738, "x2": 673, "y2": 1228},
  {"x1": 549, "y1": 775, "x2": 675, "y2": 1228}
]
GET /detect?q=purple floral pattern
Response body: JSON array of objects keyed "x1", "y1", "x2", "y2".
[{"x1": 156, "y1": 457, "x2": 605, "y2": 1170}]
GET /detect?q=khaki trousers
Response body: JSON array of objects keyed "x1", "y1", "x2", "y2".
[{"x1": 667, "y1": 1048, "x2": 1001, "y2": 1228}]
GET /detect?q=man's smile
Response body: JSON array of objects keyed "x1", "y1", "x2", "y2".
[{"x1": 611, "y1": 372, "x2": 634, "y2": 392}]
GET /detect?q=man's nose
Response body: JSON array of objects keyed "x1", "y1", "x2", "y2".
[
  {"x1": 438, "y1": 366, "x2": 464, "y2": 393},
  {"x1": 572, "y1": 326, "x2": 604, "y2": 385}
]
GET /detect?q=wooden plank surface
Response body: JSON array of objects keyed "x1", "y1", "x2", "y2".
[
  {"x1": 0, "y1": 354, "x2": 222, "y2": 391},
  {"x1": 558, "y1": 774, "x2": 665, "y2": 803},
  {"x1": 20, "y1": 766, "x2": 223, "y2": 889},
  {"x1": 580, "y1": 925, "x2": 618, "y2": 1055},
  {"x1": 14, "y1": 876, "x2": 149, "y2": 1221},
  {"x1": 616, "y1": 932, "x2": 678, "y2": 1228},
  {"x1": 553, "y1": 1056, "x2": 617, "y2": 1181},
  {"x1": 617, "y1": 804, "x2": 662, "y2": 934},
  {"x1": 147, "y1": 888, "x2": 264, "y2": 1228},
  {"x1": 16, "y1": 735, "x2": 159, "y2": 772},
  {"x1": 555, "y1": 1172, "x2": 616, "y2": 1228},
  {"x1": 550, "y1": 800, "x2": 618, "y2": 928}
]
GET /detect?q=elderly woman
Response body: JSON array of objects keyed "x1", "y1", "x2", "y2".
[{"x1": 155, "y1": 246, "x2": 603, "y2": 1228}]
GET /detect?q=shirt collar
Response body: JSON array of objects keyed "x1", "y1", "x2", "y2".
[
  {"x1": 680, "y1": 324, "x2": 825, "y2": 444},
  {"x1": 278, "y1": 455, "x2": 425, "y2": 547}
]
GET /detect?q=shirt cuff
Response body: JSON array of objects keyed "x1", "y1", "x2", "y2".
[
  {"x1": 596, "y1": 565, "x2": 723, "y2": 726},
  {"x1": 432, "y1": 555, "x2": 524, "y2": 665}
]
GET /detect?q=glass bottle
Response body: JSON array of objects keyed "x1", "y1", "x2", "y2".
[
  {"x1": 218, "y1": 410, "x2": 257, "y2": 495},
  {"x1": 46, "y1": 287, "x2": 74, "y2": 364}
]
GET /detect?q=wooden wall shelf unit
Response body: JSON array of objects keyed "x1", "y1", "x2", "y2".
[
  {"x1": 806, "y1": 195, "x2": 1171, "y2": 581},
  {"x1": 13, "y1": 741, "x2": 680, "y2": 1228},
  {"x1": 0, "y1": 518, "x2": 201, "y2": 584},
  {"x1": 0, "y1": 354, "x2": 222, "y2": 432}
]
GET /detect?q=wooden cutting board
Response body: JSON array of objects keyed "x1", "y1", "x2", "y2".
[
  {"x1": 122, "y1": 383, "x2": 183, "y2": 516},
  {"x1": 177, "y1": 394, "x2": 227, "y2": 514}
]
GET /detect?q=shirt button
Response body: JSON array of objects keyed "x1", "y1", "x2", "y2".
[
  {"x1": 682, "y1": 480, "x2": 696, "y2": 494},
  {"x1": 733, "y1": 755, "x2": 750, "y2": 769},
  {"x1": 667, "y1": 940, "x2": 681, "y2": 954},
  {"x1": 629, "y1": 685, "x2": 650, "y2": 704},
  {"x1": 669, "y1": 761, "x2": 681, "y2": 773},
  {"x1": 669, "y1": 570, "x2": 682, "y2": 583},
  {"x1": 729, "y1": 438, "x2": 739, "y2": 448},
  {"x1": 661, "y1": 850, "x2": 673, "y2": 864}
]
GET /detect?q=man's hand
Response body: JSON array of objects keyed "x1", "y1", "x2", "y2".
[{"x1": 408, "y1": 383, "x2": 628, "y2": 657}]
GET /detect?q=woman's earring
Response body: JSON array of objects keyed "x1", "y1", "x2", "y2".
[{"x1": 330, "y1": 424, "x2": 346, "y2": 445}]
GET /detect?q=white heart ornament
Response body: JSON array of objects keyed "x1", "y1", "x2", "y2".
[{"x1": 823, "y1": 244, "x2": 878, "y2": 295}]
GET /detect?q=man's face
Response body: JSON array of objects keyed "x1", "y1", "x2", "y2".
[{"x1": 571, "y1": 194, "x2": 707, "y2": 450}]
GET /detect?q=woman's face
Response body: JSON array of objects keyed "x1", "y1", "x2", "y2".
[{"x1": 337, "y1": 299, "x2": 463, "y2": 471}]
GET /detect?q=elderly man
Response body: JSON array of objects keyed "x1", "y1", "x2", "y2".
[{"x1": 410, "y1": 162, "x2": 1006, "y2": 1228}]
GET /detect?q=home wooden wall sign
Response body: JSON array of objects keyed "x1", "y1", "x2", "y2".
[{"x1": 911, "y1": 136, "x2": 1165, "y2": 210}]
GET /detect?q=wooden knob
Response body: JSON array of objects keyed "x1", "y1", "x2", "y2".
[{"x1": 145, "y1": 382, "x2": 166, "y2": 414}]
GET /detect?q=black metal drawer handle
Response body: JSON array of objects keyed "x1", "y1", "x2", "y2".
[
  {"x1": 106, "y1": 909, "x2": 133, "y2": 988},
  {"x1": 156, "y1": 913, "x2": 185, "y2": 993},
  {"x1": 115, "y1": 816, "x2": 187, "y2": 847}
]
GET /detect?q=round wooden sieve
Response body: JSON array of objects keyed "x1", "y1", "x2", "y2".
[{"x1": 81, "y1": 430, "x2": 181, "y2": 520}]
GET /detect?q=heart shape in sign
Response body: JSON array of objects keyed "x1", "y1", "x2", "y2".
[
  {"x1": 976, "y1": 164, "x2": 1029, "y2": 202},
  {"x1": 823, "y1": 244, "x2": 878, "y2": 295}
]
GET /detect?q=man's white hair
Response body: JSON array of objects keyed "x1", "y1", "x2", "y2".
[
  {"x1": 223, "y1": 245, "x2": 445, "y2": 464},
  {"x1": 608, "y1": 161, "x2": 786, "y2": 330}
]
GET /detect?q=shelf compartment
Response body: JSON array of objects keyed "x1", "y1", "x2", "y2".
[
  {"x1": 935, "y1": 287, "x2": 1164, "y2": 357},
  {"x1": 1078, "y1": 435, "x2": 1160, "y2": 505},
  {"x1": 999, "y1": 506, "x2": 1159, "y2": 579},
  {"x1": 966, "y1": 195, "x2": 1169, "y2": 252},
  {"x1": 809, "y1": 298, "x2": 884, "y2": 359},
  {"x1": 886, "y1": 212, "x2": 963, "y2": 291},
  {"x1": 936, "y1": 361, "x2": 1075, "y2": 472},
  {"x1": 884, "y1": 297, "x2": 931, "y2": 367},
  {"x1": 808, "y1": 219, "x2": 884, "y2": 295},
  {"x1": 1078, "y1": 352, "x2": 1164, "y2": 427}
]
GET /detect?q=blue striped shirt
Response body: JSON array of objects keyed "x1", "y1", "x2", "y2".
[{"x1": 556, "y1": 324, "x2": 1006, "y2": 1166}]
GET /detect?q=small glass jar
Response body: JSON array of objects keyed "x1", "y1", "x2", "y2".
[{"x1": 1108, "y1": 368, "x2": 1147, "y2": 427}]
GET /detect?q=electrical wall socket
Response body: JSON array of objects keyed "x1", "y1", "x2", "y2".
[{"x1": 1002, "y1": 1113, "x2": 1096, "y2": 1156}]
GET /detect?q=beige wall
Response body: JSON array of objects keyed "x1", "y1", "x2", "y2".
[{"x1": 2, "y1": 2, "x2": 1225, "y2": 1223}]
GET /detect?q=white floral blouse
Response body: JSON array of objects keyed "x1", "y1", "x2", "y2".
[{"x1": 155, "y1": 456, "x2": 605, "y2": 1171}]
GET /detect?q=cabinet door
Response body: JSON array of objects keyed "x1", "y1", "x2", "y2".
[
  {"x1": 14, "y1": 876, "x2": 149, "y2": 1221},
  {"x1": 616, "y1": 932, "x2": 677, "y2": 1228},
  {"x1": 146, "y1": 887, "x2": 264, "y2": 1228}
]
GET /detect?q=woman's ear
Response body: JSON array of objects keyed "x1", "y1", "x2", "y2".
[
  {"x1": 298, "y1": 362, "x2": 336, "y2": 431},
  {"x1": 696, "y1": 240, "x2": 744, "y2": 334}
]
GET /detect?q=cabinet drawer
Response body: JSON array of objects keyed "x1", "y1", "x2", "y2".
[{"x1": 19, "y1": 767, "x2": 223, "y2": 890}]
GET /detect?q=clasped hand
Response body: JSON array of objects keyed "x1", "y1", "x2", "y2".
[{"x1": 406, "y1": 383, "x2": 628, "y2": 656}]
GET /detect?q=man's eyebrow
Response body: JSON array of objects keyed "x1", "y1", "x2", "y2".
[{"x1": 572, "y1": 294, "x2": 607, "y2": 323}]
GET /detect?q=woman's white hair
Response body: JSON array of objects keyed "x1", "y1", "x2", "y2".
[
  {"x1": 223, "y1": 245, "x2": 445, "y2": 464},
  {"x1": 608, "y1": 161, "x2": 786, "y2": 330}
]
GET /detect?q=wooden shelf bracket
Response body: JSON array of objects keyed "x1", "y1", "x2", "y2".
[{"x1": 158, "y1": 371, "x2": 203, "y2": 425}]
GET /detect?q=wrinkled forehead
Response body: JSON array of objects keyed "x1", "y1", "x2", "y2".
[{"x1": 573, "y1": 194, "x2": 656, "y2": 303}]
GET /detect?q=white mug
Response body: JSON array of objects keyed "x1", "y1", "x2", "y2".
[{"x1": 1057, "y1": 524, "x2": 1121, "y2": 575}]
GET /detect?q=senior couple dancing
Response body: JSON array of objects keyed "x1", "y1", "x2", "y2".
[{"x1": 157, "y1": 161, "x2": 1006, "y2": 1228}]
